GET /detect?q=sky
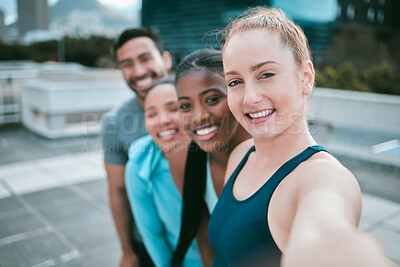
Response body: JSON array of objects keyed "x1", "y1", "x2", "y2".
[{"x1": 0, "y1": 0, "x2": 140, "y2": 25}]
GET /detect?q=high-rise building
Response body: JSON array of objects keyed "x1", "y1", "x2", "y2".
[
  {"x1": 326, "y1": 0, "x2": 400, "y2": 68},
  {"x1": 142, "y1": 0, "x2": 269, "y2": 65},
  {"x1": 0, "y1": 9, "x2": 6, "y2": 40},
  {"x1": 141, "y1": 0, "x2": 335, "y2": 66},
  {"x1": 17, "y1": 0, "x2": 50, "y2": 36},
  {"x1": 336, "y1": 0, "x2": 400, "y2": 30}
]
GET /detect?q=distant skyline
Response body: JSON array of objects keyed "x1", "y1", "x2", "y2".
[{"x1": 0, "y1": 0, "x2": 140, "y2": 25}]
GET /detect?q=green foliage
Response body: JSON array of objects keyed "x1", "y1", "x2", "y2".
[
  {"x1": 0, "y1": 42, "x2": 31, "y2": 60},
  {"x1": 316, "y1": 62, "x2": 400, "y2": 96},
  {"x1": 363, "y1": 63, "x2": 400, "y2": 96},
  {"x1": 64, "y1": 35, "x2": 114, "y2": 67},
  {"x1": 0, "y1": 35, "x2": 115, "y2": 68},
  {"x1": 316, "y1": 62, "x2": 370, "y2": 92}
]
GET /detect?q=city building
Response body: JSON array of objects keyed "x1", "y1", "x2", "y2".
[
  {"x1": 0, "y1": 9, "x2": 6, "y2": 41},
  {"x1": 141, "y1": 0, "x2": 399, "y2": 67},
  {"x1": 326, "y1": 0, "x2": 400, "y2": 68},
  {"x1": 50, "y1": 0, "x2": 137, "y2": 38},
  {"x1": 17, "y1": 0, "x2": 50, "y2": 37},
  {"x1": 142, "y1": 0, "x2": 268, "y2": 65},
  {"x1": 337, "y1": 0, "x2": 400, "y2": 30},
  {"x1": 141, "y1": 0, "x2": 337, "y2": 66}
]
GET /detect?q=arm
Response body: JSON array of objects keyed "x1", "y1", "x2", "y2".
[
  {"x1": 102, "y1": 112, "x2": 139, "y2": 267},
  {"x1": 105, "y1": 163, "x2": 139, "y2": 267},
  {"x1": 281, "y1": 163, "x2": 393, "y2": 267},
  {"x1": 125, "y1": 160, "x2": 173, "y2": 267}
]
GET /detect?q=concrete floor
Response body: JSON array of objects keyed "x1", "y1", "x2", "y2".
[{"x1": 0, "y1": 126, "x2": 399, "y2": 266}]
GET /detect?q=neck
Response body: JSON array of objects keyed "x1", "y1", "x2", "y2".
[
  {"x1": 162, "y1": 137, "x2": 190, "y2": 162},
  {"x1": 137, "y1": 96, "x2": 144, "y2": 108},
  {"x1": 210, "y1": 124, "x2": 250, "y2": 167},
  {"x1": 253, "y1": 117, "x2": 316, "y2": 168}
]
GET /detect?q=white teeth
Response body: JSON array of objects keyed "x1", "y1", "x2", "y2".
[
  {"x1": 136, "y1": 77, "x2": 152, "y2": 87},
  {"x1": 158, "y1": 129, "x2": 177, "y2": 137},
  {"x1": 248, "y1": 109, "x2": 275, "y2": 119},
  {"x1": 196, "y1": 126, "x2": 218, "y2": 136}
]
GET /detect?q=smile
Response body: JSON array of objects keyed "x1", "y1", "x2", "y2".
[
  {"x1": 136, "y1": 77, "x2": 153, "y2": 88},
  {"x1": 247, "y1": 109, "x2": 275, "y2": 119},
  {"x1": 157, "y1": 129, "x2": 178, "y2": 138},
  {"x1": 194, "y1": 126, "x2": 218, "y2": 136}
]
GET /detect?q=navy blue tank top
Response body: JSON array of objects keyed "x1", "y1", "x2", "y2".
[{"x1": 208, "y1": 145, "x2": 328, "y2": 267}]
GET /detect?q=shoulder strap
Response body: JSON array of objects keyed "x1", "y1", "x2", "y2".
[
  {"x1": 267, "y1": 145, "x2": 328, "y2": 189},
  {"x1": 225, "y1": 145, "x2": 256, "y2": 187}
]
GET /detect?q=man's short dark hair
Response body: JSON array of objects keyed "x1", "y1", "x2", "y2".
[{"x1": 113, "y1": 27, "x2": 164, "y2": 58}]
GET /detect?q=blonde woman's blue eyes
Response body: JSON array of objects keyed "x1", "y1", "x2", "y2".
[
  {"x1": 228, "y1": 80, "x2": 241, "y2": 87},
  {"x1": 261, "y1": 73, "x2": 275, "y2": 78}
]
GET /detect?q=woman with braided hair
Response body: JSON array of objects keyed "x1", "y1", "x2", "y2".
[{"x1": 171, "y1": 49, "x2": 250, "y2": 266}]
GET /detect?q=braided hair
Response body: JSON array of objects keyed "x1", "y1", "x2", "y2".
[{"x1": 171, "y1": 49, "x2": 224, "y2": 267}]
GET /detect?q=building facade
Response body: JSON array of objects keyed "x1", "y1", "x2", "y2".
[
  {"x1": 0, "y1": 10, "x2": 6, "y2": 41},
  {"x1": 336, "y1": 0, "x2": 400, "y2": 30},
  {"x1": 326, "y1": 0, "x2": 400, "y2": 68},
  {"x1": 141, "y1": 0, "x2": 336, "y2": 66},
  {"x1": 141, "y1": 0, "x2": 399, "y2": 68},
  {"x1": 142, "y1": 0, "x2": 267, "y2": 65},
  {"x1": 17, "y1": 0, "x2": 50, "y2": 37}
]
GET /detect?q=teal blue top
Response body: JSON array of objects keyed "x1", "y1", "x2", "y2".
[
  {"x1": 209, "y1": 145, "x2": 328, "y2": 266},
  {"x1": 125, "y1": 135, "x2": 203, "y2": 267}
]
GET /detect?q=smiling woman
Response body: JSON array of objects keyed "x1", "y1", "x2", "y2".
[
  {"x1": 208, "y1": 6, "x2": 393, "y2": 267},
  {"x1": 125, "y1": 78, "x2": 203, "y2": 267},
  {"x1": 172, "y1": 49, "x2": 250, "y2": 267},
  {"x1": 144, "y1": 80, "x2": 182, "y2": 152}
]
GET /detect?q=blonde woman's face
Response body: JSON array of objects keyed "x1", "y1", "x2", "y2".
[{"x1": 223, "y1": 29, "x2": 313, "y2": 139}]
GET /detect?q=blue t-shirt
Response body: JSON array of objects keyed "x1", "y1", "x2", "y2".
[
  {"x1": 102, "y1": 96, "x2": 147, "y2": 165},
  {"x1": 125, "y1": 135, "x2": 203, "y2": 267}
]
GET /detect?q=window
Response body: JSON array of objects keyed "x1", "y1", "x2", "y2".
[
  {"x1": 367, "y1": 8, "x2": 375, "y2": 22},
  {"x1": 337, "y1": 4, "x2": 342, "y2": 18},
  {"x1": 377, "y1": 10, "x2": 384, "y2": 23},
  {"x1": 347, "y1": 4, "x2": 355, "y2": 20}
]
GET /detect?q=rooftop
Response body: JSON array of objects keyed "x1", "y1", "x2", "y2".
[{"x1": 0, "y1": 126, "x2": 399, "y2": 266}]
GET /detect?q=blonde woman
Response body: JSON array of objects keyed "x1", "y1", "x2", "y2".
[{"x1": 208, "y1": 7, "x2": 393, "y2": 267}]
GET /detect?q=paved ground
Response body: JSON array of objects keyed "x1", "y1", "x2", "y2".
[{"x1": 0, "y1": 126, "x2": 399, "y2": 266}]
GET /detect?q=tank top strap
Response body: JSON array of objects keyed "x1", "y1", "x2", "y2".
[
  {"x1": 267, "y1": 145, "x2": 329, "y2": 189},
  {"x1": 225, "y1": 145, "x2": 256, "y2": 187}
]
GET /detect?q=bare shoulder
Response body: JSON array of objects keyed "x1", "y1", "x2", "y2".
[
  {"x1": 286, "y1": 151, "x2": 363, "y2": 235},
  {"x1": 297, "y1": 151, "x2": 358, "y2": 185},
  {"x1": 224, "y1": 138, "x2": 254, "y2": 184},
  {"x1": 294, "y1": 151, "x2": 361, "y2": 207}
]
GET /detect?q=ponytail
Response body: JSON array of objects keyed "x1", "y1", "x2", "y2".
[{"x1": 171, "y1": 141, "x2": 207, "y2": 267}]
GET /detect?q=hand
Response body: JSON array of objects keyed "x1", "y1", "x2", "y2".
[{"x1": 120, "y1": 252, "x2": 139, "y2": 267}]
